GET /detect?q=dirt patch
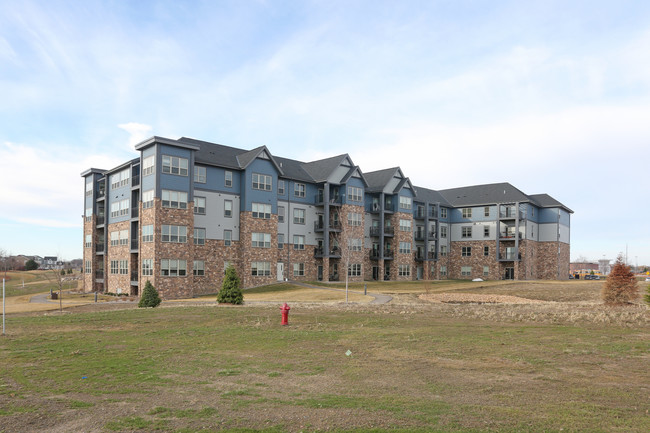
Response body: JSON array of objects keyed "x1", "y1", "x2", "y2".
[{"x1": 419, "y1": 293, "x2": 547, "y2": 304}]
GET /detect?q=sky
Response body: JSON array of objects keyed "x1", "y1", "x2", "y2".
[{"x1": 0, "y1": 0, "x2": 649, "y2": 267}]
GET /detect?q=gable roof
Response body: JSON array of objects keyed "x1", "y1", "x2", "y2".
[
  {"x1": 529, "y1": 194, "x2": 573, "y2": 213},
  {"x1": 301, "y1": 154, "x2": 350, "y2": 183},
  {"x1": 364, "y1": 167, "x2": 400, "y2": 192},
  {"x1": 437, "y1": 182, "x2": 531, "y2": 207}
]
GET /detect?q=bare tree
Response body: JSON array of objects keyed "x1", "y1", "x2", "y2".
[{"x1": 44, "y1": 269, "x2": 65, "y2": 313}]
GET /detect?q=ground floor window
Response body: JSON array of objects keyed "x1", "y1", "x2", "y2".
[
  {"x1": 293, "y1": 263, "x2": 304, "y2": 277},
  {"x1": 142, "y1": 259, "x2": 153, "y2": 276},
  {"x1": 119, "y1": 260, "x2": 128, "y2": 275},
  {"x1": 483, "y1": 266, "x2": 489, "y2": 277},
  {"x1": 348, "y1": 263, "x2": 362, "y2": 277},
  {"x1": 85, "y1": 260, "x2": 91, "y2": 274},
  {"x1": 110, "y1": 260, "x2": 119, "y2": 274},
  {"x1": 161, "y1": 259, "x2": 187, "y2": 277},
  {"x1": 461, "y1": 266, "x2": 472, "y2": 277},
  {"x1": 194, "y1": 260, "x2": 205, "y2": 276},
  {"x1": 440, "y1": 266, "x2": 447, "y2": 277},
  {"x1": 252, "y1": 261, "x2": 271, "y2": 276},
  {"x1": 398, "y1": 264, "x2": 410, "y2": 277}
]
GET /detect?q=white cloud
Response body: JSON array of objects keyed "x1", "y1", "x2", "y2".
[{"x1": 118, "y1": 122, "x2": 153, "y2": 150}]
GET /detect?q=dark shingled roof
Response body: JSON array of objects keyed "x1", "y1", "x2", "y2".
[
  {"x1": 180, "y1": 137, "x2": 246, "y2": 169},
  {"x1": 274, "y1": 156, "x2": 314, "y2": 182},
  {"x1": 529, "y1": 194, "x2": 573, "y2": 213},
  {"x1": 412, "y1": 186, "x2": 452, "y2": 207},
  {"x1": 301, "y1": 154, "x2": 349, "y2": 183},
  {"x1": 364, "y1": 167, "x2": 400, "y2": 192},
  {"x1": 438, "y1": 182, "x2": 530, "y2": 207}
]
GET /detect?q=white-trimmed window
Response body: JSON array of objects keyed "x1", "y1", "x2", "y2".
[
  {"x1": 293, "y1": 235, "x2": 305, "y2": 250},
  {"x1": 461, "y1": 266, "x2": 472, "y2": 277},
  {"x1": 278, "y1": 180, "x2": 285, "y2": 195},
  {"x1": 161, "y1": 259, "x2": 187, "y2": 276},
  {"x1": 224, "y1": 200, "x2": 232, "y2": 217},
  {"x1": 398, "y1": 265, "x2": 410, "y2": 277},
  {"x1": 161, "y1": 190, "x2": 187, "y2": 209},
  {"x1": 142, "y1": 155, "x2": 155, "y2": 176},
  {"x1": 119, "y1": 260, "x2": 128, "y2": 275},
  {"x1": 110, "y1": 169, "x2": 130, "y2": 189},
  {"x1": 347, "y1": 186, "x2": 363, "y2": 202},
  {"x1": 85, "y1": 178, "x2": 93, "y2": 196},
  {"x1": 483, "y1": 266, "x2": 489, "y2": 277},
  {"x1": 440, "y1": 245, "x2": 448, "y2": 257},
  {"x1": 293, "y1": 208, "x2": 305, "y2": 224},
  {"x1": 162, "y1": 155, "x2": 188, "y2": 176},
  {"x1": 85, "y1": 234, "x2": 92, "y2": 248},
  {"x1": 162, "y1": 225, "x2": 187, "y2": 243},
  {"x1": 400, "y1": 196, "x2": 412, "y2": 210},
  {"x1": 440, "y1": 265, "x2": 447, "y2": 276},
  {"x1": 462, "y1": 208, "x2": 472, "y2": 218},
  {"x1": 252, "y1": 202, "x2": 271, "y2": 219},
  {"x1": 278, "y1": 206, "x2": 285, "y2": 223},
  {"x1": 224, "y1": 230, "x2": 232, "y2": 246},
  {"x1": 142, "y1": 225, "x2": 153, "y2": 243},
  {"x1": 348, "y1": 264, "x2": 362, "y2": 277},
  {"x1": 484, "y1": 246, "x2": 489, "y2": 256},
  {"x1": 110, "y1": 260, "x2": 119, "y2": 274},
  {"x1": 120, "y1": 199, "x2": 129, "y2": 216},
  {"x1": 348, "y1": 238, "x2": 362, "y2": 251},
  {"x1": 462, "y1": 246, "x2": 472, "y2": 257},
  {"x1": 399, "y1": 219, "x2": 411, "y2": 232},
  {"x1": 194, "y1": 196, "x2": 206, "y2": 215},
  {"x1": 252, "y1": 173, "x2": 272, "y2": 191},
  {"x1": 462, "y1": 227, "x2": 472, "y2": 238},
  {"x1": 294, "y1": 183, "x2": 305, "y2": 198},
  {"x1": 142, "y1": 190, "x2": 154, "y2": 209},
  {"x1": 194, "y1": 260, "x2": 205, "y2": 276},
  {"x1": 293, "y1": 263, "x2": 305, "y2": 277},
  {"x1": 278, "y1": 233, "x2": 284, "y2": 249},
  {"x1": 119, "y1": 229, "x2": 129, "y2": 246},
  {"x1": 441, "y1": 208, "x2": 447, "y2": 219},
  {"x1": 142, "y1": 259, "x2": 153, "y2": 276},
  {"x1": 110, "y1": 231, "x2": 119, "y2": 247},
  {"x1": 252, "y1": 232, "x2": 271, "y2": 248},
  {"x1": 194, "y1": 165, "x2": 206, "y2": 183},
  {"x1": 347, "y1": 212, "x2": 362, "y2": 226},
  {"x1": 194, "y1": 228, "x2": 205, "y2": 245},
  {"x1": 225, "y1": 171, "x2": 232, "y2": 187},
  {"x1": 484, "y1": 206, "x2": 490, "y2": 217},
  {"x1": 85, "y1": 260, "x2": 91, "y2": 274},
  {"x1": 399, "y1": 242, "x2": 411, "y2": 254},
  {"x1": 251, "y1": 261, "x2": 271, "y2": 276},
  {"x1": 484, "y1": 226, "x2": 490, "y2": 237},
  {"x1": 85, "y1": 207, "x2": 92, "y2": 222},
  {"x1": 440, "y1": 226, "x2": 447, "y2": 238}
]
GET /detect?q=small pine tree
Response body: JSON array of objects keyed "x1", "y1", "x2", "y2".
[
  {"x1": 138, "y1": 280, "x2": 162, "y2": 308},
  {"x1": 25, "y1": 259, "x2": 38, "y2": 271},
  {"x1": 602, "y1": 254, "x2": 639, "y2": 305},
  {"x1": 218, "y1": 265, "x2": 243, "y2": 304}
]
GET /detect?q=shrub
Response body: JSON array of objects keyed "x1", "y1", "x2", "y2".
[
  {"x1": 25, "y1": 259, "x2": 38, "y2": 271},
  {"x1": 217, "y1": 265, "x2": 243, "y2": 305},
  {"x1": 644, "y1": 284, "x2": 650, "y2": 306},
  {"x1": 602, "y1": 254, "x2": 639, "y2": 305},
  {"x1": 138, "y1": 280, "x2": 162, "y2": 308}
]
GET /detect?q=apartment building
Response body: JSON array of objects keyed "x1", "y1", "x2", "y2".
[{"x1": 82, "y1": 136, "x2": 572, "y2": 299}]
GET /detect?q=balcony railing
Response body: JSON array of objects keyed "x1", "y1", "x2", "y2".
[
  {"x1": 95, "y1": 270, "x2": 104, "y2": 279},
  {"x1": 131, "y1": 174, "x2": 140, "y2": 187},
  {"x1": 414, "y1": 209, "x2": 426, "y2": 219},
  {"x1": 96, "y1": 215, "x2": 105, "y2": 225},
  {"x1": 499, "y1": 209, "x2": 524, "y2": 219},
  {"x1": 499, "y1": 252, "x2": 521, "y2": 261},
  {"x1": 130, "y1": 271, "x2": 138, "y2": 282},
  {"x1": 499, "y1": 232, "x2": 523, "y2": 240},
  {"x1": 131, "y1": 207, "x2": 139, "y2": 218},
  {"x1": 427, "y1": 251, "x2": 437, "y2": 260},
  {"x1": 314, "y1": 194, "x2": 342, "y2": 206},
  {"x1": 131, "y1": 239, "x2": 139, "y2": 250},
  {"x1": 314, "y1": 247, "x2": 341, "y2": 258},
  {"x1": 428, "y1": 232, "x2": 437, "y2": 240},
  {"x1": 383, "y1": 250, "x2": 394, "y2": 259},
  {"x1": 429, "y1": 209, "x2": 438, "y2": 219},
  {"x1": 95, "y1": 243, "x2": 105, "y2": 253},
  {"x1": 314, "y1": 221, "x2": 341, "y2": 232},
  {"x1": 414, "y1": 232, "x2": 425, "y2": 241}
]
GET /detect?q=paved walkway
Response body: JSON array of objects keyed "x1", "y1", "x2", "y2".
[{"x1": 288, "y1": 281, "x2": 392, "y2": 304}]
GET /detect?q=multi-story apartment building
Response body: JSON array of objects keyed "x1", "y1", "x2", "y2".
[{"x1": 82, "y1": 136, "x2": 572, "y2": 299}]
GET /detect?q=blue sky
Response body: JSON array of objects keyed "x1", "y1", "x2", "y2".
[{"x1": 1, "y1": 0, "x2": 649, "y2": 267}]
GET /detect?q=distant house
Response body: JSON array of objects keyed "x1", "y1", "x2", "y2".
[{"x1": 41, "y1": 257, "x2": 59, "y2": 270}]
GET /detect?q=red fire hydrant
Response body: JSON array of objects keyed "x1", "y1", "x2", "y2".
[{"x1": 280, "y1": 303, "x2": 290, "y2": 326}]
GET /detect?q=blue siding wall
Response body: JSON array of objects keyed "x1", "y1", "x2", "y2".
[
  {"x1": 343, "y1": 177, "x2": 366, "y2": 206},
  {"x1": 538, "y1": 208, "x2": 562, "y2": 224},
  {"x1": 159, "y1": 144, "x2": 192, "y2": 198},
  {"x1": 196, "y1": 165, "x2": 242, "y2": 194},
  {"x1": 141, "y1": 145, "x2": 156, "y2": 194},
  {"x1": 397, "y1": 188, "x2": 414, "y2": 212},
  {"x1": 242, "y1": 159, "x2": 279, "y2": 212}
]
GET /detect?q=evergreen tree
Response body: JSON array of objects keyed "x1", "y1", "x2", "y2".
[
  {"x1": 602, "y1": 254, "x2": 639, "y2": 305},
  {"x1": 25, "y1": 259, "x2": 38, "y2": 271},
  {"x1": 218, "y1": 265, "x2": 243, "y2": 304},
  {"x1": 138, "y1": 280, "x2": 162, "y2": 308}
]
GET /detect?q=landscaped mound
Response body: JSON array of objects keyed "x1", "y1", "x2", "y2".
[{"x1": 419, "y1": 293, "x2": 546, "y2": 304}]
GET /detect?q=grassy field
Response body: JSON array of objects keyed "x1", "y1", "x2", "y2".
[
  {"x1": 1, "y1": 270, "x2": 78, "y2": 297},
  {"x1": 1, "y1": 293, "x2": 648, "y2": 432}
]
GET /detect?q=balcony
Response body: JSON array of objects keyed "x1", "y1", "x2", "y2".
[
  {"x1": 428, "y1": 232, "x2": 437, "y2": 240},
  {"x1": 414, "y1": 231, "x2": 425, "y2": 241},
  {"x1": 96, "y1": 215, "x2": 105, "y2": 226},
  {"x1": 429, "y1": 209, "x2": 438, "y2": 219},
  {"x1": 131, "y1": 207, "x2": 139, "y2": 218},
  {"x1": 132, "y1": 174, "x2": 140, "y2": 187},
  {"x1": 95, "y1": 243, "x2": 105, "y2": 254},
  {"x1": 383, "y1": 250, "x2": 394, "y2": 260},
  {"x1": 130, "y1": 272, "x2": 138, "y2": 284},
  {"x1": 314, "y1": 221, "x2": 341, "y2": 232},
  {"x1": 370, "y1": 250, "x2": 381, "y2": 260},
  {"x1": 415, "y1": 251, "x2": 425, "y2": 261},
  {"x1": 499, "y1": 209, "x2": 524, "y2": 220},
  {"x1": 499, "y1": 252, "x2": 521, "y2": 261},
  {"x1": 499, "y1": 232, "x2": 523, "y2": 240},
  {"x1": 314, "y1": 194, "x2": 342, "y2": 206},
  {"x1": 427, "y1": 251, "x2": 437, "y2": 260},
  {"x1": 414, "y1": 209, "x2": 426, "y2": 219},
  {"x1": 314, "y1": 247, "x2": 341, "y2": 258},
  {"x1": 131, "y1": 239, "x2": 139, "y2": 251},
  {"x1": 95, "y1": 270, "x2": 104, "y2": 280}
]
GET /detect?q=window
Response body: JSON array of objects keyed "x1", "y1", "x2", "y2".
[
  {"x1": 398, "y1": 265, "x2": 410, "y2": 277},
  {"x1": 462, "y1": 227, "x2": 472, "y2": 238},
  {"x1": 293, "y1": 208, "x2": 305, "y2": 224},
  {"x1": 162, "y1": 225, "x2": 187, "y2": 243},
  {"x1": 119, "y1": 260, "x2": 128, "y2": 275},
  {"x1": 278, "y1": 233, "x2": 284, "y2": 249},
  {"x1": 142, "y1": 225, "x2": 153, "y2": 243},
  {"x1": 110, "y1": 260, "x2": 119, "y2": 274},
  {"x1": 348, "y1": 264, "x2": 362, "y2": 277},
  {"x1": 119, "y1": 229, "x2": 129, "y2": 246},
  {"x1": 194, "y1": 165, "x2": 206, "y2": 183},
  {"x1": 348, "y1": 212, "x2": 362, "y2": 226},
  {"x1": 440, "y1": 208, "x2": 447, "y2": 218},
  {"x1": 111, "y1": 200, "x2": 127, "y2": 218},
  {"x1": 194, "y1": 228, "x2": 205, "y2": 245},
  {"x1": 225, "y1": 171, "x2": 233, "y2": 187},
  {"x1": 440, "y1": 265, "x2": 447, "y2": 276},
  {"x1": 462, "y1": 246, "x2": 472, "y2": 257},
  {"x1": 142, "y1": 155, "x2": 155, "y2": 176},
  {"x1": 483, "y1": 266, "x2": 489, "y2": 277},
  {"x1": 252, "y1": 232, "x2": 271, "y2": 248},
  {"x1": 194, "y1": 196, "x2": 206, "y2": 215},
  {"x1": 252, "y1": 202, "x2": 271, "y2": 219},
  {"x1": 347, "y1": 186, "x2": 363, "y2": 202},
  {"x1": 85, "y1": 207, "x2": 92, "y2": 222},
  {"x1": 348, "y1": 238, "x2": 362, "y2": 251},
  {"x1": 194, "y1": 260, "x2": 205, "y2": 276},
  {"x1": 484, "y1": 226, "x2": 490, "y2": 237},
  {"x1": 293, "y1": 235, "x2": 305, "y2": 250},
  {"x1": 484, "y1": 206, "x2": 490, "y2": 217},
  {"x1": 120, "y1": 199, "x2": 129, "y2": 216},
  {"x1": 440, "y1": 245, "x2": 448, "y2": 257},
  {"x1": 142, "y1": 259, "x2": 153, "y2": 276},
  {"x1": 294, "y1": 183, "x2": 305, "y2": 198},
  {"x1": 224, "y1": 200, "x2": 232, "y2": 218},
  {"x1": 85, "y1": 234, "x2": 92, "y2": 248},
  {"x1": 85, "y1": 178, "x2": 93, "y2": 196},
  {"x1": 251, "y1": 261, "x2": 271, "y2": 276},
  {"x1": 252, "y1": 173, "x2": 272, "y2": 191},
  {"x1": 462, "y1": 208, "x2": 472, "y2": 218},
  {"x1": 399, "y1": 242, "x2": 411, "y2": 254},
  {"x1": 278, "y1": 206, "x2": 285, "y2": 223},
  {"x1": 224, "y1": 230, "x2": 232, "y2": 246},
  {"x1": 399, "y1": 219, "x2": 411, "y2": 232},
  {"x1": 142, "y1": 190, "x2": 154, "y2": 209},
  {"x1": 110, "y1": 169, "x2": 130, "y2": 189},
  {"x1": 484, "y1": 246, "x2": 489, "y2": 256},
  {"x1": 161, "y1": 190, "x2": 188, "y2": 209},
  {"x1": 162, "y1": 155, "x2": 188, "y2": 176},
  {"x1": 399, "y1": 196, "x2": 412, "y2": 210},
  {"x1": 461, "y1": 266, "x2": 472, "y2": 277},
  {"x1": 161, "y1": 259, "x2": 187, "y2": 276},
  {"x1": 110, "y1": 231, "x2": 119, "y2": 247},
  {"x1": 293, "y1": 263, "x2": 305, "y2": 277},
  {"x1": 85, "y1": 260, "x2": 91, "y2": 274},
  {"x1": 278, "y1": 180, "x2": 285, "y2": 195},
  {"x1": 440, "y1": 226, "x2": 447, "y2": 238}
]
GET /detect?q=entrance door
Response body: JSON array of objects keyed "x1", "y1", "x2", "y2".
[
  {"x1": 504, "y1": 267, "x2": 514, "y2": 280},
  {"x1": 372, "y1": 266, "x2": 379, "y2": 280},
  {"x1": 417, "y1": 266, "x2": 423, "y2": 280},
  {"x1": 317, "y1": 265, "x2": 323, "y2": 281},
  {"x1": 277, "y1": 263, "x2": 284, "y2": 281}
]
